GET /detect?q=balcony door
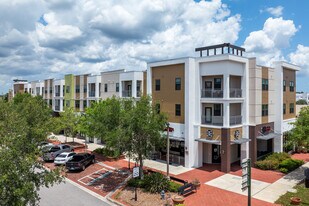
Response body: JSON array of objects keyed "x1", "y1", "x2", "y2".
[
  {"x1": 205, "y1": 107, "x2": 212, "y2": 123},
  {"x1": 212, "y1": 144, "x2": 221, "y2": 164}
]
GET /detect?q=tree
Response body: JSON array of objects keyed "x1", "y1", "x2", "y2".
[
  {"x1": 296, "y1": 99, "x2": 308, "y2": 105},
  {"x1": 54, "y1": 107, "x2": 79, "y2": 142},
  {"x1": 288, "y1": 106, "x2": 309, "y2": 151},
  {"x1": 0, "y1": 94, "x2": 63, "y2": 206}
]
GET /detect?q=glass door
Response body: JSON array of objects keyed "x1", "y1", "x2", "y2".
[{"x1": 205, "y1": 107, "x2": 212, "y2": 123}]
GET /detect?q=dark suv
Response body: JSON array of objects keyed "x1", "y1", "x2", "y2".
[{"x1": 66, "y1": 153, "x2": 95, "y2": 171}]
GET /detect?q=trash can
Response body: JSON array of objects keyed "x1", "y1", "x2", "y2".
[{"x1": 305, "y1": 168, "x2": 309, "y2": 188}]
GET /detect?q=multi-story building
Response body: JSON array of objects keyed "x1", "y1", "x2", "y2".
[
  {"x1": 12, "y1": 79, "x2": 28, "y2": 96},
  {"x1": 147, "y1": 43, "x2": 299, "y2": 172},
  {"x1": 120, "y1": 71, "x2": 143, "y2": 98},
  {"x1": 296, "y1": 92, "x2": 309, "y2": 103},
  {"x1": 87, "y1": 75, "x2": 101, "y2": 108},
  {"x1": 53, "y1": 79, "x2": 65, "y2": 112},
  {"x1": 101, "y1": 70, "x2": 124, "y2": 99},
  {"x1": 42, "y1": 79, "x2": 54, "y2": 107}
]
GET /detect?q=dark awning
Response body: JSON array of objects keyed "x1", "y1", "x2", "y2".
[
  {"x1": 231, "y1": 138, "x2": 250, "y2": 144},
  {"x1": 195, "y1": 138, "x2": 221, "y2": 145},
  {"x1": 256, "y1": 133, "x2": 281, "y2": 140}
]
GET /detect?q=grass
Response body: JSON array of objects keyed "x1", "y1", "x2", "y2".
[{"x1": 275, "y1": 182, "x2": 309, "y2": 206}]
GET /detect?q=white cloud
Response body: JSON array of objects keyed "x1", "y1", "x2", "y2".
[
  {"x1": 243, "y1": 17, "x2": 297, "y2": 65},
  {"x1": 289, "y1": 45, "x2": 309, "y2": 75},
  {"x1": 265, "y1": 6, "x2": 284, "y2": 17}
]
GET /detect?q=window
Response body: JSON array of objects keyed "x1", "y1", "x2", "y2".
[
  {"x1": 75, "y1": 100, "x2": 80, "y2": 109},
  {"x1": 262, "y1": 79, "x2": 269, "y2": 90},
  {"x1": 214, "y1": 78, "x2": 222, "y2": 90},
  {"x1": 213, "y1": 104, "x2": 221, "y2": 116},
  {"x1": 66, "y1": 86, "x2": 70, "y2": 93},
  {"x1": 155, "y1": 79, "x2": 160, "y2": 91},
  {"x1": 116, "y1": 83, "x2": 119, "y2": 92},
  {"x1": 104, "y1": 83, "x2": 108, "y2": 92},
  {"x1": 289, "y1": 103, "x2": 294, "y2": 113},
  {"x1": 175, "y1": 104, "x2": 181, "y2": 116},
  {"x1": 49, "y1": 86, "x2": 52, "y2": 94},
  {"x1": 75, "y1": 85, "x2": 80, "y2": 93},
  {"x1": 175, "y1": 78, "x2": 181, "y2": 90},
  {"x1": 283, "y1": 80, "x2": 286, "y2": 92},
  {"x1": 83, "y1": 85, "x2": 87, "y2": 93},
  {"x1": 262, "y1": 104, "x2": 268, "y2": 116},
  {"x1": 289, "y1": 81, "x2": 294, "y2": 92},
  {"x1": 63, "y1": 85, "x2": 65, "y2": 95},
  {"x1": 83, "y1": 100, "x2": 87, "y2": 108},
  {"x1": 49, "y1": 99, "x2": 52, "y2": 106},
  {"x1": 155, "y1": 103, "x2": 160, "y2": 114},
  {"x1": 283, "y1": 104, "x2": 286, "y2": 114}
]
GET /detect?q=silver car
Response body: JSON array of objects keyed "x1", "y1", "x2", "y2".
[
  {"x1": 54, "y1": 152, "x2": 76, "y2": 165},
  {"x1": 43, "y1": 144, "x2": 73, "y2": 161}
]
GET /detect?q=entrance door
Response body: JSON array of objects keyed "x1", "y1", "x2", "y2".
[
  {"x1": 212, "y1": 144, "x2": 221, "y2": 163},
  {"x1": 205, "y1": 107, "x2": 212, "y2": 123},
  {"x1": 127, "y1": 85, "x2": 132, "y2": 96}
]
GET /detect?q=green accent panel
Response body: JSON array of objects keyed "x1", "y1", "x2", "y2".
[{"x1": 64, "y1": 74, "x2": 75, "y2": 109}]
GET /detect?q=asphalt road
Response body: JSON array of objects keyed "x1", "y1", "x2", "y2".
[{"x1": 38, "y1": 179, "x2": 112, "y2": 206}]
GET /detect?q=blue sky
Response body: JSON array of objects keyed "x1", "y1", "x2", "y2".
[{"x1": 0, "y1": 0, "x2": 308, "y2": 93}]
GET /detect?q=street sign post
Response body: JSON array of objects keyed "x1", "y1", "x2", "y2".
[
  {"x1": 132, "y1": 166, "x2": 139, "y2": 201},
  {"x1": 241, "y1": 158, "x2": 251, "y2": 206}
]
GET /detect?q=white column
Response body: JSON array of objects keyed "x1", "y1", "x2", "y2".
[
  {"x1": 132, "y1": 80, "x2": 137, "y2": 98},
  {"x1": 224, "y1": 75, "x2": 230, "y2": 99},
  {"x1": 223, "y1": 102, "x2": 230, "y2": 127},
  {"x1": 119, "y1": 81, "x2": 123, "y2": 98},
  {"x1": 95, "y1": 81, "x2": 100, "y2": 99}
]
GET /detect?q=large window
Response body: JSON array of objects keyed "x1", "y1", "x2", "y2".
[
  {"x1": 104, "y1": 83, "x2": 108, "y2": 92},
  {"x1": 290, "y1": 81, "x2": 294, "y2": 92},
  {"x1": 262, "y1": 79, "x2": 269, "y2": 90},
  {"x1": 83, "y1": 85, "x2": 87, "y2": 93},
  {"x1": 155, "y1": 79, "x2": 160, "y2": 91},
  {"x1": 214, "y1": 78, "x2": 222, "y2": 90},
  {"x1": 116, "y1": 83, "x2": 119, "y2": 92},
  {"x1": 175, "y1": 104, "x2": 181, "y2": 116},
  {"x1": 75, "y1": 100, "x2": 80, "y2": 109},
  {"x1": 75, "y1": 85, "x2": 80, "y2": 93},
  {"x1": 262, "y1": 104, "x2": 268, "y2": 116},
  {"x1": 283, "y1": 103, "x2": 286, "y2": 114},
  {"x1": 289, "y1": 103, "x2": 294, "y2": 113},
  {"x1": 213, "y1": 104, "x2": 221, "y2": 116},
  {"x1": 175, "y1": 78, "x2": 181, "y2": 90},
  {"x1": 283, "y1": 80, "x2": 286, "y2": 92},
  {"x1": 83, "y1": 100, "x2": 87, "y2": 108}
]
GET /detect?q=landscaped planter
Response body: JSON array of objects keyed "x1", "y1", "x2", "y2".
[
  {"x1": 172, "y1": 195, "x2": 185, "y2": 204},
  {"x1": 290, "y1": 197, "x2": 301, "y2": 205},
  {"x1": 105, "y1": 154, "x2": 125, "y2": 161}
]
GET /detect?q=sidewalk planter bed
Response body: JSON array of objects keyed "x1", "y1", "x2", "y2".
[
  {"x1": 93, "y1": 148, "x2": 124, "y2": 160},
  {"x1": 276, "y1": 182, "x2": 309, "y2": 206},
  {"x1": 255, "y1": 152, "x2": 304, "y2": 173}
]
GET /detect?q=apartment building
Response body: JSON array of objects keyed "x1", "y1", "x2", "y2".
[
  {"x1": 101, "y1": 70, "x2": 124, "y2": 99},
  {"x1": 53, "y1": 79, "x2": 65, "y2": 112},
  {"x1": 296, "y1": 92, "x2": 309, "y2": 103},
  {"x1": 87, "y1": 75, "x2": 101, "y2": 108},
  {"x1": 120, "y1": 71, "x2": 143, "y2": 98},
  {"x1": 12, "y1": 79, "x2": 28, "y2": 96},
  {"x1": 147, "y1": 43, "x2": 299, "y2": 172}
]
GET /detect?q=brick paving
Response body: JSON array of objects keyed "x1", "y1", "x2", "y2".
[{"x1": 292, "y1": 153, "x2": 309, "y2": 162}]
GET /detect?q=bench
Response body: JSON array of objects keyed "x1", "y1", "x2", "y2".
[{"x1": 177, "y1": 182, "x2": 196, "y2": 196}]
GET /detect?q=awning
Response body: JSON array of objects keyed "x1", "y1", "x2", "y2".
[
  {"x1": 256, "y1": 133, "x2": 281, "y2": 140},
  {"x1": 166, "y1": 136, "x2": 185, "y2": 141},
  {"x1": 195, "y1": 138, "x2": 221, "y2": 145},
  {"x1": 231, "y1": 138, "x2": 250, "y2": 144}
]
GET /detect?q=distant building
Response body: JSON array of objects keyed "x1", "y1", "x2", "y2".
[{"x1": 296, "y1": 92, "x2": 309, "y2": 103}]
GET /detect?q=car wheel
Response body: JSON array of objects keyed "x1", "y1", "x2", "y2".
[{"x1": 82, "y1": 165, "x2": 85, "y2": 171}]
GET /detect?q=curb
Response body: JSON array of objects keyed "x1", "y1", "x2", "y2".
[{"x1": 106, "y1": 174, "x2": 132, "y2": 206}]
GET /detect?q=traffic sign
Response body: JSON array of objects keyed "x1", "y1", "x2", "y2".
[
  {"x1": 241, "y1": 158, "x2": 251, "y2": 206},
  {"x1": 133, "y1": 166, "x2": 139, "y2": 178}
]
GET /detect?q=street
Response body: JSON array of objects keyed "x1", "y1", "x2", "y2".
[{"x1": 38, "y1": 179, "x2": 112, "y2": 206}]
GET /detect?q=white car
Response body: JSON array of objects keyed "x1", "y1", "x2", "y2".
[{"x1": 54, "y1": 152, "x2": 76, "y2": 165}]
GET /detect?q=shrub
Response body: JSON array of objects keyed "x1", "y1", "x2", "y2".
[
  {"x1": 127, "y1": 178, "x2": 145, "y2": 188},
  {"x1": 255, "y1": 159, "x2": 279, "y2": 170},
  {"x1": 93, "y1": 147, "x2": 121, "y2": 158},
  {"x1": 168, "y1": 181, "x2": 182, "y2": 192},
  {"x1": 279, "y1": 159, "x2": 304, "y2": 173},
  {"x1": 143, "y1": 173, "x2": 169, "y2": 193},
  {"x1": 279, "y1": 168, "x2": 288, "y2": 174},
  {"x1": 265, "y1": 152, "x2": 290, "y2": 162}
]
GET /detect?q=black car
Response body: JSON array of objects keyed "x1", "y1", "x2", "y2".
[{"x1": 66, "y1": 153, "x2": 95, "y2": 171}]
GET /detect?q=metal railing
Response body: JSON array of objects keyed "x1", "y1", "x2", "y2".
[
  {"x1": 55, "y1": 92, "x2": 60, "y2": 97},
  {"x1": 137, "y1": 90, "x2": 142, "y2": 97},
  {"x1": 201, "y1": 89, "x2": 223, "y2": 98},
  {"x1": 201, "y1": 116, "x2": 223, "y2": 126},
  {"x1": 122, "y1": 90, "x2": 132, "y2": 97},
  {"x1": 55, "y1": 106, "x2": 60, "y2": 111},
  {"x1": 88, "y1": 91, "x2": 95, "y2": 97},
  {"x1": 230, "y1": 115, "x2": 242, "y2": 125},
  {"x1": 230, "y1": 88, "x2": 242, "y2": 98}
]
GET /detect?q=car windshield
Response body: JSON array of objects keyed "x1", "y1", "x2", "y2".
[
  {"x1": 57, "y1": 154, "x2": 67, "y2": 158},
  {"x1": 50, "y1": 147, "x2": 60, "y2": 152},
  {"x1": 71, "y1": 156, "x2": 84, "y2": 161}
]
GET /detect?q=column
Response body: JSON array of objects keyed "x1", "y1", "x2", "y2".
[
  {"x1": 221, "y1": 128, "x2": 231, "y2": 173},
  {"x1": 223, "y1": 102, "x2": 230, "y2": 127},
  {"x1": 224, "y1": 75, "x2": 230, "y2": 99},
  {"x1": 132, "y1": 80, "x2": 137, "y2": 98},
  {"x1": 249, "y1": 126, "x2": 257, "y2": 164}
]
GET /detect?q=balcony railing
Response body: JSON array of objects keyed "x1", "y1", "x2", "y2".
[
  {"x1": 137, "y1": 90, "x2": 142, "y2": 97},
  {"x1": 88, "y1": 91, "x2": 95, "y2": 97},
  {"x1": 230, "y1": 115, "x2": 242, "y2": 125},
  {"x1": 230, "y1": 88, "x2": 242, "y2": 98},
  {"x1": 55, "y1": 92, "x2": 60, "y2": 97},
  {"x1": 122, "y1": 90, "x2": 132, "y2": 97},
  {"x1": 201, "y1": 89, "x2": 223, "y2": 98},
  {"x1": 55, "y1": 106, "x2": 60, "y2": 111},
  {"x1": 201, "y1": 116, "x2": 223, "y2": 126}
]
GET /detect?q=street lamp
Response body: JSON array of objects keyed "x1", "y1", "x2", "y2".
[{"x1": 166, "y1": 122, "x2": 170, "y2": 179}]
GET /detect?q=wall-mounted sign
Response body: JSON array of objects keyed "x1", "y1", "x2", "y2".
[
  {"x1": 207, "y1": 130, "x2": 213, "y2": 138},
  {"x1": 234, "y1": 130, "x2": 240, "y2": 139},
  {"x1": 261, "y1": 126, "x2": 271, "y2": 134}
]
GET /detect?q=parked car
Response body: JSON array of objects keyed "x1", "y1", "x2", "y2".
[
  {"x1": 38, "y1": 141, "x2": 53, "y2": 149},
  {"x1": 43, "y1": 144, "x2": 73, "y2": 161},
  {"x1": 54, "y1": 152, "x2": 76, "y2": 165},
  {"x1": 66, "y1": 153, "x2": 95, "y2": 171}
]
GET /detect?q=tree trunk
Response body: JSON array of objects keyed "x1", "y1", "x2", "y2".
[{"x1": 139, "y1": 154, "x2": 144, "y2": 179}]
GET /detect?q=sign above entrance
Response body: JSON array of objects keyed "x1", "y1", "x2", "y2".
[{"x1": 207, "y1": 130, "x2": 213, "y2": 138}]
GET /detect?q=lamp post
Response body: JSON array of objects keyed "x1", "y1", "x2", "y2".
[{"x1": 166, "y1": 122, "x2": 170, "y2": 179}]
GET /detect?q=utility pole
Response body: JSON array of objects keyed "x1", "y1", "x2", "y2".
[{"x1": 166, "y1": 122, "x2": 170, "y2": 179}]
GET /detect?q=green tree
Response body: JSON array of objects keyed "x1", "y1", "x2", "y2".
[
  {"x1": 288, "y1": 106, "x2": 309, "y2": 151},
  {"x1": 296, "y1": 99, "x2": 308, "y2": 105},
  {"x1": 54, "y1": 107, "x2": 79, "y2": 142},
  {"x1": 0, "y1": 94, "x2": 63, "y2": 206}
]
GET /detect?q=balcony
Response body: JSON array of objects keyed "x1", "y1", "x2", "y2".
[
  {"x1": 230, "y1": 115, "x2": 242, "y2": 125},
  {"x1": 122, "y1": 90, "x2": 132, "y2": 97},
  {"x1": 137, "y1": 90, "x2": 142, "y2": 97},
  {"x1": 230, "y1": 88, "x2": 242, "y2": 98},
  {"x1": 88, "y1": 91, "x2": 95, "y2": 97},
  {"x1": 201, "y1": 89, "x2": 223, "y2": 98},
  {"x1": 201, "y1": 116, "x2": 223, "y2": 126},
  {"x1": 55, "y1": 92, "x2": 60, "y2": 97}
]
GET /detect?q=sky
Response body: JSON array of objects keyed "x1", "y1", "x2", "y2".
[{"x1": 0, "y1": 0, "x2": 309, "y2": 94}]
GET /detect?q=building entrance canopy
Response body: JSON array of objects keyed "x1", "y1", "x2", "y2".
[
  {"x1": 256, "y1": 133, "x2": 281, "y2": 140},
  {"x1": 195, "y1": 138, "x2": 250, "y2": 145}
]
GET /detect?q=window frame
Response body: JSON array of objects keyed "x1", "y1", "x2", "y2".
[
  {"x1": 175, "y1": 78, "x2": 181, "y2": 90},
  {"x1": 175, "y1": 104, "x2": 181, "y2": 116},
  {"x1": 262, "y1": 104, "x2": 268, "y2": 116},
  {"x1": 289, "y1": 81, "x2": 294, "y2": 92},
  {"x1": 104, "y1": 83, "x2": 108, "y2": 92},
  {"x1": 116, "y1": 83, "x2": 119, "y2": 92},
  {"x1": 155, "y1": 79, "x2": 160, "y2": 91},
  {"x1": 262, "y1": 79, "x2": 269, "y2": 91},
  {"x1": 283, "y1": 80, "x2": 286, "y2": 92},
  {"x1": 289, "y1": 103, "x2": 294, "y2": 113},
  {"x1": 283, "y1": 103, "x2": 286, "y2": 114}
]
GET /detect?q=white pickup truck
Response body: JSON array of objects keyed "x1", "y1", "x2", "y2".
[{"x1": 42, "y1": 144, "x2": 73, "y2": 161}]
